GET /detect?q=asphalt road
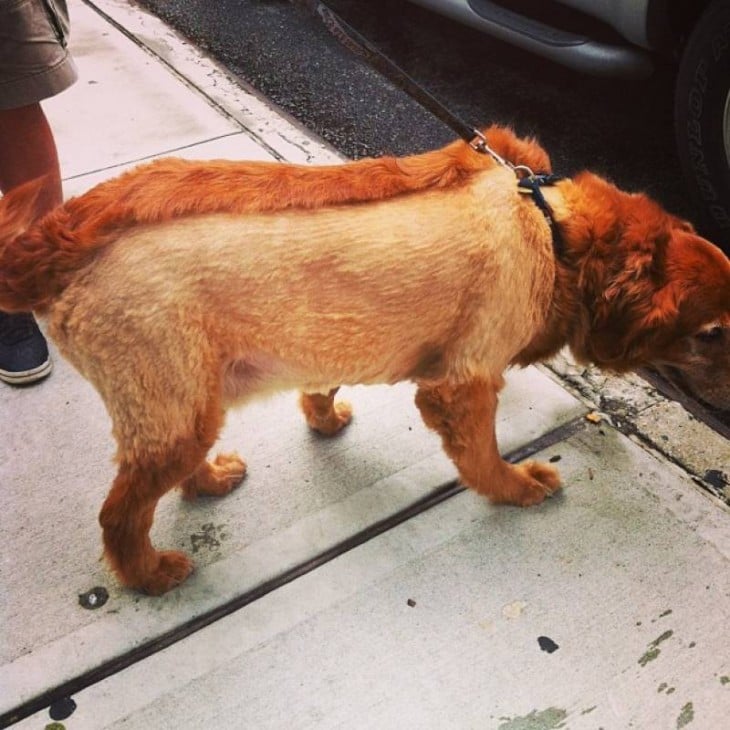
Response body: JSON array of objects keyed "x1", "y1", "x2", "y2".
[{"x1": 136, "y1": 0, "x2": 689, "y2": 218}]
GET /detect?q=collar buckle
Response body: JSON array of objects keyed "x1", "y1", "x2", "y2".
[{"x1": 517, "y1": 174, "x2": 565, "y2": 258}]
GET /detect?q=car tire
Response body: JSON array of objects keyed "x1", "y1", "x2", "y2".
[{"x1": 675, "y1": 0, "x2": 730, "y2": 256}]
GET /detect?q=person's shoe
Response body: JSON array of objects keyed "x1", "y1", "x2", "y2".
[{"x1": 0, "y1": 312, "x2": 53, "y2": 385}]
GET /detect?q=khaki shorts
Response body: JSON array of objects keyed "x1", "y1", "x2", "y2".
[{"x1": 0, "y1": 0, "x2": 78, "y2": 110}]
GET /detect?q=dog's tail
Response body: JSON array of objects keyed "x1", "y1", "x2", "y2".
[
  {"x1": 0, "y1": 125, "x2": 552, "y2": 314},
  {"x1": 0, "y1": 176, "x2": 89, "y2": 313}
]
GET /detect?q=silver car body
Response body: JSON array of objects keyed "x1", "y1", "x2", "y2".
[
  {"x1": 406, "y1": 0, "x2": 654, "y2": 77},
  {"x1": 555, "y1": 0, "x2": 652, "y2": 48}
]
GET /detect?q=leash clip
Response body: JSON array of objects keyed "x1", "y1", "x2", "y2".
[
  {"x1": 470, "y1": 131, "x2": 540, "y2": 181},
  {"x1": 469, "y1": 130, "x2": 510, "y2": 169}
]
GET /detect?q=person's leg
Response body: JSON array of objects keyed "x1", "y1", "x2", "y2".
[
  {"x1": 0, "y1": 102, "x2": 63, "y2": 208},
  {"x1": 0, "y1": 104, "x2": 61, "y2": 385},
  {"x1": 0, "y1": 0, "x2": 77, "y2": 385}
]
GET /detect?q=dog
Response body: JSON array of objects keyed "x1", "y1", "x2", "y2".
[{"x1": 1, "y1": 126, "x2": 728, "y2": 594}]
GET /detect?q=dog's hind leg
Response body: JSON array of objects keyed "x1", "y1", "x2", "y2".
[
  {"x1": 100, "y1": 455, "x2": 198, "y2": 595},
  {"x1": 299, "y1": 388, "x2": 353, "y2": 436},
  {"x1": 99, "y1": 390, "x2": 235, "y2": 594},
  {"x1": 415, "y1": 377, "x2": 561, "y2": 506}
]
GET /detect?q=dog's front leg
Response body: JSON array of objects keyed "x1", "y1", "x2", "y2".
[
  {"x1": 415, "y1": 377, "x2": 561, "y2": 506},
  {"x1": 299, "y1": 388, "x2": 353, "y2": 436}
]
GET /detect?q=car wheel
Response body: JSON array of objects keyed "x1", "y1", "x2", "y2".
[{"x1": 675, "y1": 0, "x2": 730, "y2": 256}]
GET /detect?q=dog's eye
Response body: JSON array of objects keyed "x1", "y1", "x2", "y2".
[{"x1": 695, "y1": 325, "x2": 723, "y2": 343}]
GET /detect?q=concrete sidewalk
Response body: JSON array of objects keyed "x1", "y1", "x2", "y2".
[{"x1": 1, "y1": 1, "x2": 728, "y2": 728}]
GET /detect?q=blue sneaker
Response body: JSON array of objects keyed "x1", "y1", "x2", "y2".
[{"x1": 0, "y1": 312, "x2": 52, "y2": 385}]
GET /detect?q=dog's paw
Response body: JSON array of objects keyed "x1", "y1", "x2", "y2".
[
  {"x1": 511, "y1": 460, "x2": 562, "y2": 506},
  {"x1": 308, "y1": 400, "x2": 353, "y2": 436},
  {"x1": 485, "y1": 460, "x2": 561, "y2": 507},
  {"x1": 140, "y1": 550, "x2": 194, "y2": 595},
  {"x1": 181, "y1": 452, "x2": 247, "y2": 500}
]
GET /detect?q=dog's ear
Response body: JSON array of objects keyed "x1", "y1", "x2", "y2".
[
  {"x1": 642, "y1": 283, "x2": 682, "y2": 328},
  {"x1": 587, "y1": 280, "x2": 677, "y2": 368},
  {"x1": 576, "y1": 181, "x2": 683, "y2": 368}
]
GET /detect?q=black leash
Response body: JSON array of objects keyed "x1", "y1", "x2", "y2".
[
  {"x1": 289, "y1": 0, "x2": 504, "y2": 163},
  {"x1": 289, "y1": 0, "x2": 565, "y2": 256}
]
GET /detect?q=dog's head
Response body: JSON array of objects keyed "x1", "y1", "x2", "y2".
[
  {"x1": 646, "y1": 232, "x2": 730, "y2": 411},
  {"x1": 563, "y1": 173, "x2": 730, "y2": 411}
]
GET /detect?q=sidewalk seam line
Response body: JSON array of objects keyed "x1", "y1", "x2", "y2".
[
  {"x1": 79, "y1": 0, "x2": 289, "y2": 161},
  {"x1": 62, "y1": 131, "x2": 256, "y2": 183}
]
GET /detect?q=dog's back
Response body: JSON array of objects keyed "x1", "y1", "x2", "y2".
[{"x1": 47, "y1": 166, "x2": 555, "y2": 405}]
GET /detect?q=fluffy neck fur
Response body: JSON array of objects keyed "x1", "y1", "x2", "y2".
[{"x1": 515, "y1": 171, "x2": 700, "y2": 371}]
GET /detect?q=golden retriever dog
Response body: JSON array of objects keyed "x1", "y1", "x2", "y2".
[{"x1": 1, "y1": 126, "x2": 728, "y2": 594}]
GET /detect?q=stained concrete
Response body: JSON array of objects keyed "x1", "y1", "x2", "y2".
[{"x1": 1, "y1": 1, "x2": 728, "y2": 727}]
